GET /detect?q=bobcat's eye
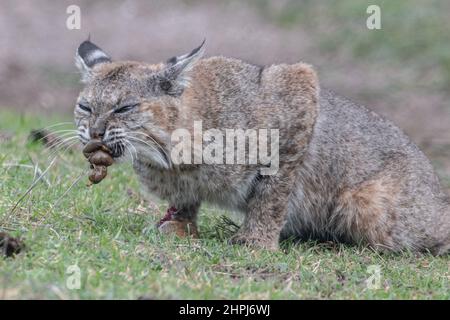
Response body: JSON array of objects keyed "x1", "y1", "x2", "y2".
[
  {"x1": 114, "y1": 104, "x2": 139, "y2": 114},
  {"x1": 78, "y1": 103, "x2": 92, "y2": 113}
]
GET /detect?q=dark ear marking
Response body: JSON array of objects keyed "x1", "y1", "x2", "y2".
[
  {"x1": 75, "y1": 39, "x2": 111, "y2": 82},
  {"x1": 186, "y1": 39, "x2": 206, "y2": 59},
  {"x1": 165, "y1": 39, "x2": 205, "y2": 69},
  {"x1": 77, "y1": 41, "x2": 111, "y2": 67},
  {"x1": 166, "y1": 56, "x2": 177, "y2": 65}
]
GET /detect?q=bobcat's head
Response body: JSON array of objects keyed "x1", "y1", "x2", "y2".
[{"x1": 74, "y1": 39, "x2": 205, "y2": 168}]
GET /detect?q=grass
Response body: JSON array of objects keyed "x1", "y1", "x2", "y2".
[{"x1": 0, "y1": 110, "x2": 449, "y2": 300}]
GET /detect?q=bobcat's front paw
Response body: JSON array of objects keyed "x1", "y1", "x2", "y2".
[
  {"x1": 229, "y1": 233, "x2": 279, "y2": 251},
  {"x1": 158, "y1": 220, "x2": 199, "y2": 238}
]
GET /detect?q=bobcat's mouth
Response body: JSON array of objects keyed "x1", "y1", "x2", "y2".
[
  {"x1": 108, "y1": 142, "x2": 125, "y2": 158},
  {"x1": 84, "y1": 139, "x2": 123, "y2": 159}
]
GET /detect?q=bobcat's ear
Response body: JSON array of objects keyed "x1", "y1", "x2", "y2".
[
  {"x1": 75, "y1": 40, "x2": 111, "y2": 83},
  {"x1": 159, "y1": 40, "x2": 205, "y2": 94}
]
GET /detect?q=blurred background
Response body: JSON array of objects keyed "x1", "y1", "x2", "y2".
[{"x1": 0, "y1": 0, "x2": 449, "y2": 181}]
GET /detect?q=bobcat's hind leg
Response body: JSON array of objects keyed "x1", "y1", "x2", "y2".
[{"x1": 334, "y1": 169, "x2": 401, "y2": 251}]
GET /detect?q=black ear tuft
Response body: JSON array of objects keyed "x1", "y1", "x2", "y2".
[
  {"x1": 187, "y1": 39, "x2": 206, "y2": 58},
  {"x1": 166, "y1": 56, "x2": 177, "y2": 65},
  {"x1": 77, "y1": 40, "x2": 111, "y2": 68}
]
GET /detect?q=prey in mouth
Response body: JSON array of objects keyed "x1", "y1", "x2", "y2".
[{"x1": 82, "y1": 139, "x2": 114, "y2": 185}]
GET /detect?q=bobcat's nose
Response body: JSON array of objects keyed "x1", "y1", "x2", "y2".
[{"x1": 90, "y1": 118, "x2": 107, "y2": 140}]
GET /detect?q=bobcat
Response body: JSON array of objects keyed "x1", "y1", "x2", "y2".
[{"x1": 74, "y1": 40, "x2": 450, "y2": 254}]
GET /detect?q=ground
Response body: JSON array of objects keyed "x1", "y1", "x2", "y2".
[{"x1": 0, "y1": 110, "x2": 449, "y2": 299}]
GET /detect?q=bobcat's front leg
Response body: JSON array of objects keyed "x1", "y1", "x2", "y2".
[
  {"x1": 230, "y1": 168, "x2": 295, "y2": 250},
  {"x1": 157, "y1": 202, "x2": 200, "y2": 238}
]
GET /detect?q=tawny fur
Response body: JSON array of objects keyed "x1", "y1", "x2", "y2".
[{"x1": 74, "y1": 41, "x2": 450, "y2": 254}]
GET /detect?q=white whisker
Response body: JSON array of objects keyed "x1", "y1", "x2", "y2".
[
  {"x1": 43, "y1": 136, "x2": 79, "y2": 155},
  {"x1": 123, "y1": 140, "x2": 135, "y2": 163},
  {"x1": 39, "y1": 122, "x2": 74, "y2": 131},
  {"x1": 45, "y1": 137, "x2": 79, "y2": 159},
  {"x1": 128, "y1": 136, "x2": 170, "y2": 166},
  {"x1": 128, "y1": 131, "x2": 166, "y2": 153},
  {"x1": 126, "y1": 131, "x2": 171, "y2": 168}
]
